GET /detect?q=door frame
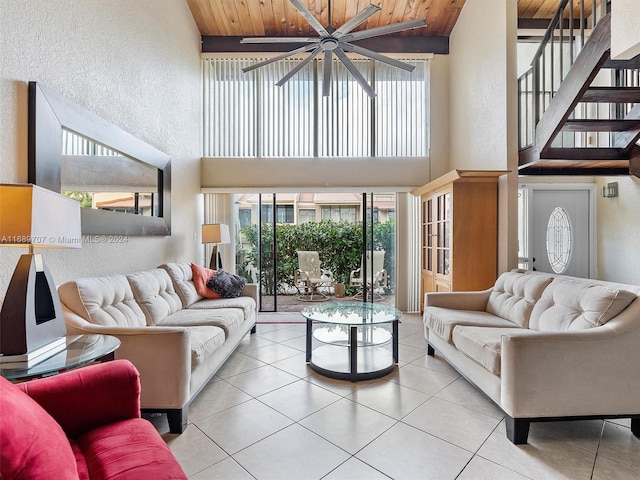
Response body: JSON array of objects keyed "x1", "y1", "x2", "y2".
[{"x1": 519, "y1": 182, "x2": 597, "y2": 279}]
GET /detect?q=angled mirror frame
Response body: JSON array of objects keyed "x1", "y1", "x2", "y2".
[{"x1": 28, "y1": 81, "x2": 171, "y2": 235}]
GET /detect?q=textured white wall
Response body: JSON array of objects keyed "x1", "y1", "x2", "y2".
[
  {"x1": 446, "y1": 0, "x2": 519, "y2": 273},
  {"x1": 0, "y1": 0, "x2": 201, "y2": 301},
  {"x1": 611, "y1": 0, "x2": 640, "y2": 60},
  {"x1": 596, "y1": 176, "x2": 640, "y2": 284}
]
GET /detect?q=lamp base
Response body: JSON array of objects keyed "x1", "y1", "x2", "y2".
[
  {"x1": 209, "y1": 245, "x2": 224, "y2": 270},
  {"x1": 0, "y1": 253, "x2": 66, "y2": 355}
]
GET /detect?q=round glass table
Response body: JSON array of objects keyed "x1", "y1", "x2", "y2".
[
  {"x1": 0, "y1": 334, "x2": 121, "y2": 381},
  {"x1": 301, "y1": 301, "x2": 401, "y2": 381}
]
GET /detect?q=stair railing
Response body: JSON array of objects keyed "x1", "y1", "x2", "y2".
[{"x1": 518, "y1": 0, "x2": 610, "y2": 150}]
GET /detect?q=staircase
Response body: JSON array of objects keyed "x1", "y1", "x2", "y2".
[{"x1": 518, "y1": 0, "x2": 640, "y2": 176}]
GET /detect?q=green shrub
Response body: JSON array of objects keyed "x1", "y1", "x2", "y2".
[{"x1": 240, "y1": 219, "x2": 395, "y2": 295}]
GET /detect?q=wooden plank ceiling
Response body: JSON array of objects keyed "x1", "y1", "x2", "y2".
[{"x1": 187, "y1": 1, "x2": 593, "y2": 39}]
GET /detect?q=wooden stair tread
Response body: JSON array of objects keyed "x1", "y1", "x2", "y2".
[
  {"x1": 581, "y1": 87, "x2": 640, "y2": 103},
  {"x1": 562, "y1": 119, "x2": 640, "y2": 132},
  {"x1": 542, "y1": 147, "x2": 629, "y2": 160}
]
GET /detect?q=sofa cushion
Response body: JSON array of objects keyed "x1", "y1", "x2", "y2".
[
  {"x1": 75, "y1": 418, "x2": 187, "y2": 479},
  {"x1": 191, "y1": 263, "x2": 224, "y2": 300},
  {"x1": 160, "y1": 262, "x2": 211, "y2": 306},
  {"x1": 425, "y1": 307, "x2": 519, "y2": 344},
  {"x1": 69, "y1": 440, "x2": 89, "y2": 480},
  {"x1": 188, "y1": 295, "x2": 256, "y2": 322},
  {"x1": 0, "y1": 376, "x2": 79, "y2": 480},
  {"x1": 188, "y1": 326, "x2": 226, "y2": 368},
  {"x1": 486, "y1": 271, "x2": 554, "y2": 327},
  {"x1": 452, "y1": 327, "x2": 524, "y2": 376},
  {"x1": 156, "y1": 308, "x2": 244, "y2": 338},
  {"x1": 529, "y1": 278, "x2": 637, "y2": 331},
  {"x1": 126, "y1": 269, "x2": 183, "y2": 325},
  {"x1": 58, "y1": 275, "x2": 146, "y2": 327}
]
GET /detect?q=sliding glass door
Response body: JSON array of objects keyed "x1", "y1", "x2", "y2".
[{"x1": 234, "y1": 192, "x2": 396, "y2": 312}]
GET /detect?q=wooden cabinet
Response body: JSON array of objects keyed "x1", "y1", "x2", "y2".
[{"x1": 412, "y1": 170, "x2": 508, "y2": 304}]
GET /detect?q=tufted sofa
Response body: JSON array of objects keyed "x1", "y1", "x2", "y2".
[
  {"x1": 423, "y1": 270, "x2": 640, "y2": 444},
  {"x1": 58, "y1": 262, "x2": 257, "y2": 433}
]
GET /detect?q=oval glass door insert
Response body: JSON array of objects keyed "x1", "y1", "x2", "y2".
[{"x1": 546, "y1": 206, "x2": 572, "y2": 274}]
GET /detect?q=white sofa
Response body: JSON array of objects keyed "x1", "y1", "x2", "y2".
[
  {"x1": 58, "y1": 262, "x2": 257, "y2": 433},
  {"x1": 423, "y1": 270, "x2": 640, "y2": 444}
]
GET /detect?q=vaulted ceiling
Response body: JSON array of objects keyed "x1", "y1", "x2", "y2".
[{"x1": 187, "y1": 1, "x2": 598, "y2": 39}]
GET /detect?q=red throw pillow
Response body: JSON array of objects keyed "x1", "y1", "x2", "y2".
[
  {"x1": 191, "y1": 263, "x2": 222, "y2": 299},
  {"x1": 0, "y1": 376, "x2": 79, "y2": 479}
]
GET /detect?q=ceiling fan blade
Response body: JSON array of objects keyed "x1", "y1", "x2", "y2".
[
  {"x1": 322, "y1": 50, "x2": 333, "y2": 96},
  {"x1": 276, "y1": 47, "x2": 322, "y2": 86},
  {"x1": 334, "y1": 5, "x2": 381, "y2": 37},
  {"x1": 334, "y1": 48, "x2": 376, "y2": 98},
  {"x1": 242, "y1": 44, "x2": 318, "y2": 73},
  {"x1": 289, "y1": 0, "x2": 330, "y2": 37},
  {"x1": 344, "y1": 18, "x2": 427, "y2": 42},
  {"x1": 341, "y1": 43, "x2": 416, "y2": 72},
  {"x1": 241, "y1": 37, "x2": 320, "y2": 44}
]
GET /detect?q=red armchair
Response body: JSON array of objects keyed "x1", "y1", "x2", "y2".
[{"x1": 0, "y1": 359, "x2": 186, "y2": 480}]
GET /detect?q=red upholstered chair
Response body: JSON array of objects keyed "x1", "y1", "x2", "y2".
[{"x1": 0, "y1": 359, "x2": 187, "y2": 480}]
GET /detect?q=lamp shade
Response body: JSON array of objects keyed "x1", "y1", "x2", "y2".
[
  {"x1": 0, "y1": 184, "x2": 81, "y2": 248},
  {"x1": 201, "y1": 224, "x2": 230, "y2": 245}
]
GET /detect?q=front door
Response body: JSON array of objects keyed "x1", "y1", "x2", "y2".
[{"x1": 526, "y1": 186, "x2": 593, "y2": 278}]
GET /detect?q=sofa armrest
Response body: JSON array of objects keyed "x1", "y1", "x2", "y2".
[
  {"x1": 240, "y1": 283, "x2": 259, "y2": 306},
  {"x1": 500, "y1": 320, "x2": 640, "y2": 418},
  {"x1": 63, "y1": 308, "x2": 192, "y2": 408},
  {"x1": 18, "y1": 359, "x2": 140, "y2": 438},
  {"x1": 424, "y1": 289, "x2": 492, "y2": 311}
]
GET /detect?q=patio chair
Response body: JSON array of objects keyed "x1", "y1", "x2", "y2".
[
  {"x1": 294, "y1": 251, "x2": 335, "y2": 302},
  {"x1": 349, "y1": 250, "x2": 387, "y2": 299}
]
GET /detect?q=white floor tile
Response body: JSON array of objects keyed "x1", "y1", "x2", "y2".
[
  {"x1": 356, "y1": 422, "x2": 473, "y2": 480},
  {"x1": 196, "y1": 399, "x2": 293, "y2": 454},
  {"x1": 457, "y1": 456, "x2": 530, "y2": 480},
  {"x1": 403, "y1": 396, "x2": 502, "y2": 452},
  {"x1": 189, "y1": 457, "x2": 255, "y2": 480},
  {"x1": 232, "y1": 424, "x2": 350, "y2": 480},
  {"x1": 188, "y1": 379, "x2": 253, "y2": 422},
  {"x1": 299, "y1": 398, "x2": 397, "y2": 454},
  {"x1": 257, "y1": 379, "x2": 342, "y2": 421},
  {"x1": 164, "y1": 425, "x2": 228, "y2": 477},
  {"x1": 477, "y1": 421, "x2": 597, "y2": 480},
  {"x1": 225, "y1": 364, "x2": 299, "y2": 397},
  {"x1": 347, "y1": 379, "x2": 431, "y2": 420},
  {"x1": 323, "y1": 457, "x2": 391, "y2": 480}
]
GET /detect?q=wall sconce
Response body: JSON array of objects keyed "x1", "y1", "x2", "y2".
[
  {"x1": 0, "y1": 184, "x2": 81, "y2": 360},
  {"x1": 602, "y1": 182, "x2": 618, "y2": 198},
  {"x1": 202, "y1": 224, "x2": 230, "y2": 270}
]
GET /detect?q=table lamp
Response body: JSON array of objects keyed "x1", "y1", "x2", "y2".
[
  {"x1": 202, "y1": 223, "x2": 230, "y2": 270},
  {"x1": 0, "y1": 184, "x2": 81, "y2": 358}
]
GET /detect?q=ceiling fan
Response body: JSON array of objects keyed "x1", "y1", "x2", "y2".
[{"x1": 240, "y1": 0, "x2": 427, "y2": 98}]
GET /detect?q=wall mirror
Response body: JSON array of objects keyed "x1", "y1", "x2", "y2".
[{"x1": 28, "y1": 81, "x2": 171, "y2": 235}]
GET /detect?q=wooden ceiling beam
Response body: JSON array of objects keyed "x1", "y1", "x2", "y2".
[{"x1": 202, "y1": 35, "x2": 449, "y2": 54}]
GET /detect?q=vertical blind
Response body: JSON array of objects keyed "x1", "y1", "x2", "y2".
[{"x1": 202, "y1": 57, "x2": 428, "y2": 158}]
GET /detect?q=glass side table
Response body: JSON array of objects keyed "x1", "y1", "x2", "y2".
[
  {"x1": 0, "y1": 334, "x2": 121, "y2": 381},
  {"x1": 301, "y1": 301, "x2": 401, "y2": 382}
]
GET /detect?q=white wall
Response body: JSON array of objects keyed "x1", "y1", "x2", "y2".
[
  {"x1": 595, "y1": 176, "x2": 640, "y2": 284},
  {"x1": 446, "y1": 0, "x2": 519, "y2": 273},
  {"x1": 0, "y1": 0, "x2": 202, "y2": 302},
  {"x1": 611, "y1": 0, "x2": 640, "y2": 60}
]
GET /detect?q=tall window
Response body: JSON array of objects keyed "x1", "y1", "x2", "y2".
[{"x1": 203, "y1": 57, "x2": 428, "y2": 158}]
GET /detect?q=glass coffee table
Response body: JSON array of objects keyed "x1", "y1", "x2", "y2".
[{"x1": 301, "y1": 301, "x2": 401, "y2": 381}]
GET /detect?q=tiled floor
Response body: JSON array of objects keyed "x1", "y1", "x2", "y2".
[{"x1": 159, "y1": 313, "x2": 640, "y2": 479}]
